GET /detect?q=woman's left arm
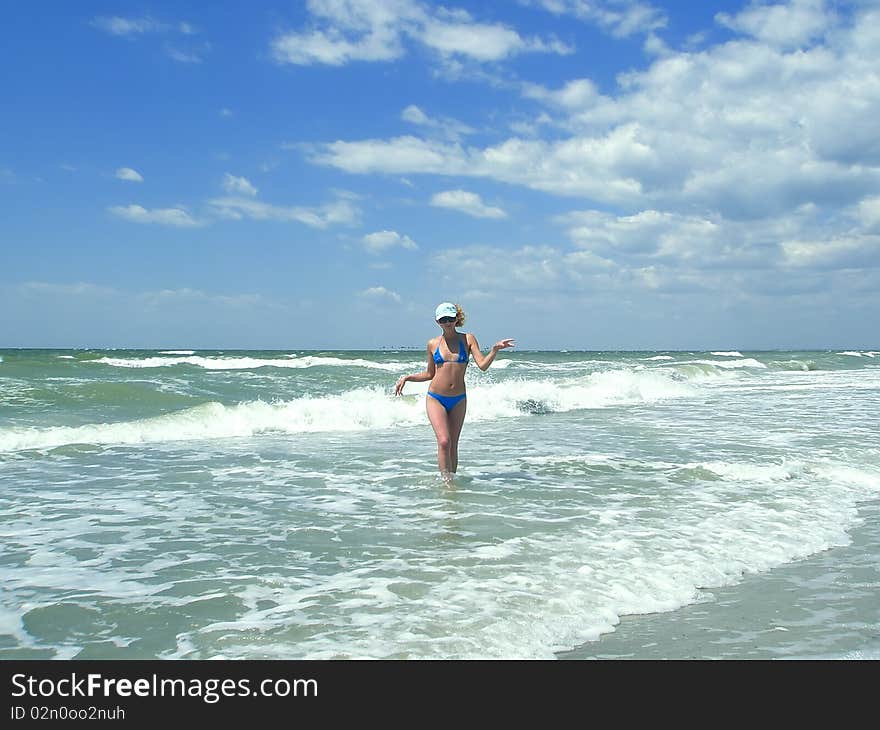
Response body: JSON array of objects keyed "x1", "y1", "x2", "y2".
[{"x1": 467, "y1": 334, "x2": 515, "y2": 371}]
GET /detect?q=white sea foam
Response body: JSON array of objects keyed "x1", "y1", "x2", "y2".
[
  {"x1": 91, "y1": 355, "x2": 408, "y2": 371},
  {"x1": 642, "y1": 355, "x2": 674, "y2": 361},
  {"x1": 696, "y1": 460, "x2": 806, "y2": 483},
  {"x1": 0, "y1": 369, "x2": 697, "y2": 452},
  {"x1": 162, "y1": 457, "x2": 880, "y2": 659},
  {"x1": 159, "y1": 350, "x2": 196, "y2": 355},
  {"x1": 56, "y1": 355, "x2": 75, "y2": 359},
  {"x1": 711, "y1": 351, "x2": 744, "y2": 357}
]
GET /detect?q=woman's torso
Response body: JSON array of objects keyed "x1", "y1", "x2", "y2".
[{"x1": 429, "y1": 332, "x2": 469, "y2": 394}]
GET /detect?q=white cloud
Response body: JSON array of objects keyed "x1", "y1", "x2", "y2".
[
  {"x1": 272, "y1": 27, "x2": 402, "y2": 65},
  {"x1": 854, "y1": 195, "x2": 880, "y2": 231},
  {"x1": 359, "y1": 286, "x2": 402, "y2": 303},
  {"x1": 311, "y1": 7, "x2": 880, "y2": 227},
  {"x1": 716, "y1": 0, "x2": 834, "y2": 49},
  {"x1": 430, "y1": 190, "x2": 507, "y2": 218},
  {"x1": 362, "y1": 230, "x2": 418, "y2": 254},
  {"x1": 521, "y1": 0, "x2": 667, "y2": 38},
  {"x1": 114, "y1": 167, "x2": 143, "y2": 182},
  {"x1": 522, "y1": 78, "x2": 600, "y2": 110},
  {"x1": 401, "y1": 105, "x2": 429, "y2": 124},
  {"x1": 271, "y1": 0, "x2": 571, "y2": 66},
  {"x1": 91, "y1": 15, "x2": 198, "y2": 38},
  {"x1": 221, "y1": 173, "x2": 258, "y2": 197},
  {"x1": 311, "y1": 129, "x2": 653, "y2": 203},
  {"x1": 313, "y1": 135, "x2": 462, "y2": 175},
  {"x1": 108, "y1": 204, "x2": 201, "y2": 227},
  {"x1": 208, "y1": 196, "x2": 360, "y2": 228},
  {"x1": 165, "y1": 43, "x2": 210, "y2": 63},
  {"x1": 780, "y1": 234, "x2": 880, "y2": 268},
  {"x1": 91, "y1": 16, "x2": 163, "y2": 36},
  {"x1": 401, "y1": 104, "x2": 474, "y2": 140},
  {"x1": 418, "y1": 17, "x2": 571, "y2": 61},
  {"x1": 432, "y1": 245, "x2": 567, "y2": 291}
]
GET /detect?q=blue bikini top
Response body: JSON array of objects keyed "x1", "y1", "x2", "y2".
[{"x1": 433, "y1": 335, "x2": 468, "y2": 365}]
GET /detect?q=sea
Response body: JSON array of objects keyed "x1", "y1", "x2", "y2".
[{"x1": 1, "y1": 348, "x2": 878, "y2": 660}]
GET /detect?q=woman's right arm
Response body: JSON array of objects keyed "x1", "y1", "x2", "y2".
[{"x1": 394, "y1": 342, "x2": 436, "y2": 395}]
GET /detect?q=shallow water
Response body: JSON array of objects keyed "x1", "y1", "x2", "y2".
[{"x1": 1, "y1": 348, "x2": 878, "y2": 658}]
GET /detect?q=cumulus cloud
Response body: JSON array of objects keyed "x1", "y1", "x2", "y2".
[
  {"x1": 312, "y1": 135, "x2": 461, "y2": 175},
  {"x1": 311, "y1": 128, "x2": 653, "y2": 203},
  {"x1": 221, "y1": 173, "x2": 258, "y2": 197},
  {"x1": 417, "y1": 16, "x2": 571, "y2": 60},
  {"x1": 521, "y1": 0, "x2": 667, "y2": 38},
  {"x1": 359, "y1": 286, "x2": 402, "y2": 302},
  {"x1": 401, "y1": 105, "x2": 474, "y2": 140},
  {"x1": 555, "y1": 203, "x2": 880, "y2": 273},
  {"x1": 208, "y1": 195, "x2": 360, "y2": 228},
  {"x1": 362, "y1": 230, "x2": 418, "y2": 254},
  {"x1": 780, "y1": 233, "x2": 880, "y2": 269},
  {"x1": 271, "y1": 0, "x2": 571, "y2": 66},
  {"x1": 108, "y1": 204, "x2": 201, "y2": 227},
  {"x1": 716, "y1": 0, "x2": 834, "y2": 49},
  {"x1": 522, "y1": 78, "x2": 601, "y2": 109},
  {"x1": 431, "y1": 244, "x2": 569, "y2": 291},
  {"x1": 310, "y1": 4, "x2": 880, "y2": 239},
  {"x1": 114, "y1": 167, "x2": 143, "y2": 182},
  {"x1": 430, "y1": 190, "x2": 507, "y2": 218},
  {"x1": 854, "y1": 195, "x2": 880, "y2": 231}
]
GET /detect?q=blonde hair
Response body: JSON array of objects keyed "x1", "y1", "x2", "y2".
[{"x1": 454, "y1": 304, "x2": 466, "y2": 327}]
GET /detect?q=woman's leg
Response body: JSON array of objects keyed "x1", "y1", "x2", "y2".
[
  {"x1": 426, "y1": 396, "x2": 453, "y2": 479},
  {"x1": 447, "y1": 398, "x2": 467, "y2": 473}
]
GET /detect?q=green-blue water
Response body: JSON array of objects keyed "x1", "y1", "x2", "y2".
[{"x1": 1, "y1": 348, "x2": 878, "y2": 658}]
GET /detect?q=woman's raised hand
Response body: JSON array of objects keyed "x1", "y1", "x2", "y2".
[{"x1": 493, "y1": 339, "x2": 516, "y2": 351}]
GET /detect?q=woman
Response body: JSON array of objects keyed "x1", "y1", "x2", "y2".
[{"x1": 394, "y1": 302, "x2": 515, "y2": 482}]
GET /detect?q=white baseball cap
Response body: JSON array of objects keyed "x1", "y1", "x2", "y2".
[{"x1": 434, "y1": 302, "x2": 457, "y2": 320}]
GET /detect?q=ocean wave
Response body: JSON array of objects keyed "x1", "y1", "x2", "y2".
[
  {"x1": 91, "y1": 355, "x2": 408, "y2": 372},
  {"x1": 838, "y1": 351, "x2": 879, "y2": 358},
  {"x1": 711, "y1": 351, "x2": 744, "y2": 357},
  {"x1": 174, "y1": 455, "x2": 879, "y2": 659},
  {"x1": 159, "y1": 350, "x2": 196, "y2": 355},
  {"x1": 0, "y1": 369, "x2": 697, "y2": 452},
  {"x1": 672, "y1": 358, "x2": 766, "y2": 372},
  {"x1": 775, "y1": 359, "x2": 817, "y2": 371}
]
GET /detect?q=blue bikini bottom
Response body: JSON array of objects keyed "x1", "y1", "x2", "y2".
[{"x1": 427, "y1": 391, "x2": 466, "y2": 413}]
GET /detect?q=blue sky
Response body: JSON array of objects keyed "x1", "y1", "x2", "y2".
[{"x1": 2, "y1": 0, "x2": 879, "y2": 349}]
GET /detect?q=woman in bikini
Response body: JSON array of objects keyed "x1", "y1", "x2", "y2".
[{"x1": 394, "y1": 302, "x2": 515, "y2": 482}]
